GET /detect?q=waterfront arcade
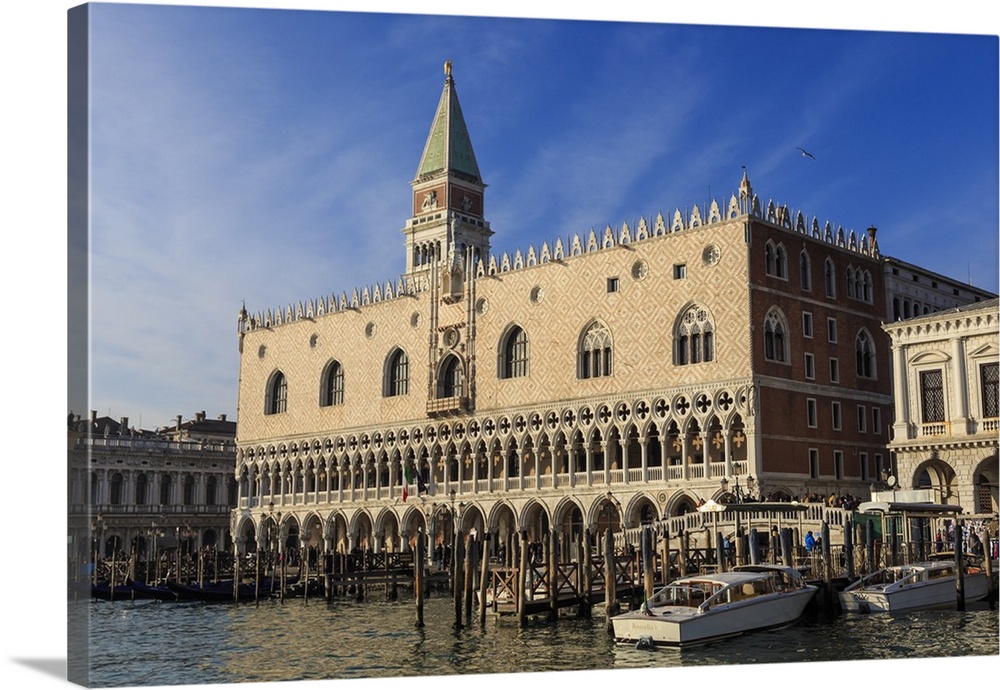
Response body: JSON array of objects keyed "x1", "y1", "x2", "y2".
[{"x1": 231, "y1": 66, "x2": 965, "y2": 564}]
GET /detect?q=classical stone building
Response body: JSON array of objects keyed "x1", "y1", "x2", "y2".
[
  {"x1": 882, "y1": 255, "x2": 994, "y2": 323},
  {"x1": 68, "y1": 411, "x2": 238, "y2": 571},
  {"x1": 230, "y1": 66, "x2": 987, "y2": 559},
  {"x1": 884, "y1": 299, "x2": 999, "y2": 514}
]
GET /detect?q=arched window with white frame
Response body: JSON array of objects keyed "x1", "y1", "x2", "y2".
[
  {"x1": 579, "y1": 320, "x2": 613, "y2": 379},
  {"x1": 320, "y1": 360, "x2": 345, "y2": 407},
  {"x1": 499, "y1": 325, "x2": 529, "y2": 379},
  {"x1": 437, "y1": 354, "x2": 464, "y2": 398},
  {"x1": 763, "y1": 307, "x2": 789, "y2": 363},
  {"x1": 384, "y1": 348, "x2": 409, "y2": 397},
  {"x1": 855, "y1": 329, "x2": 877, "y2": 379},
  {"x1": 675, "y1": 304, "x2": 715, "y2": 366},
  {"x1": 265, "y1": 371, "x2": 288, "y2": 415}
]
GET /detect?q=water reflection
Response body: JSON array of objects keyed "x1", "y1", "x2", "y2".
[{"x1": 77, "y1": 596, "x2": 997, "y2": 687}]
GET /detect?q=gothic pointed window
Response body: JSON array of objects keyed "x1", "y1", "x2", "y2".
[
  {"x1": 321, "y1": 360, "x2": 344, "y2": 407},
  {"x1": 846, "y1": 266, "x2": 856, "y2": 298},
  {"x1": 824, "y1": 258, "x2": 836, "y2": 298},
  {"x1": 499, "y1": 325, "x2": 529, "y2": 379},
  {"x1": 800, "y1": 250, "x2": 812, "y2": 290},
  {"x1": 855, "y1": 330, "x2": 876, "y2": 379},
  {"x1": 675, "y1": 305, "x2": 715, "y2": 366},
  {"x1": 763, "y1": 307, "x2": 789, "y2": 363},
  {"x1": 765, "y1": 242, "x2": 775, "y2": 275},
  {"x1": 579, "y1": 321, "x2": 613, "y2": 379},
  {"x1": 775, "y1": 244, "x2": 787, "y2": 278},
  {"x1": 862, "y1": 270, "x2": 873, "y2": 303},
  {"x1": 384, "y1": 349, "x2": 409, "y2": 397},
  {"x1": 266, "y1": 371, "x2": 287, "y2": 415},
  {"x1": 438, "y1": 354, "x2": 464, "y2": 398}
]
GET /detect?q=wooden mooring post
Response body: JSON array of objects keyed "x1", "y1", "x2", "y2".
[
  {"x1": 415, "y1": 530, "x2": 425, "y2": 628},
  {"x1": 660, "y1": 527, "x2": 670, "y2": 585},
  {"x1": 517, "y1": 531, "x2": 529, "y2": 628},
  {"x1": 464, "y1": 534, "x2": 476, "y2": 623},
  {"x1": 580, "y1": 528, "x2": 593, "y2": 617},
  {"x1": 642, "y1": 526, "x2": 654, "y2": 603},
  {"x1": 604, "y1": 527, "x2": 617, "y2": 633},
  {"x1": 955, "y1": 520, "x2": 966, "y2": 612},
  {"x1": 549, "y1": 530, "x2": 559, "y2": 621},
  {"x1": 844, "y1": 518, "x2": 855, "y2": 581},
  {"x1": 453, "y1": 529, "x2": 464, "y2": 629},
  {"x1": 748, "y1": 529, "x2": 760, "y2": 565},
  {"x1": 478, "y1": 534, "x2": 491, "y2": 627},
  {"x1": 780, "y1": 527, "x2": 793, "y2": 567}
]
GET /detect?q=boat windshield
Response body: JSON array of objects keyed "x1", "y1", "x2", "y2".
[
  {"x1": 649, "y1": 581, "x2": 723, "y2": 607},
  {"x1": 859, "y1": 568, "x2": 916, "y2": 586}
]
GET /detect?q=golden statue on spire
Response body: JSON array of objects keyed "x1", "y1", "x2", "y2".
[{"x1": 444, "y1": 60, "x2": 452, "y2": 77}]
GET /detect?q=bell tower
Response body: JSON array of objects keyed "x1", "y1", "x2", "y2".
[{"x1": 403, "y1": 62, "x2": 492, "y2": 281}]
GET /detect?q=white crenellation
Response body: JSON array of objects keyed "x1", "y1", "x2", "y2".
[{"x1": 240, "y1": 178, "x2": 879, "y2": 333}]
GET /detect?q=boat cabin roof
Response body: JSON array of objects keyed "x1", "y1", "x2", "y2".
[
  {"x1": 676, "y1": 568, "x2": 791, "y2": 588},
  {"x1": 857, "y1": 501, "x2": 964, "y2": 517}
]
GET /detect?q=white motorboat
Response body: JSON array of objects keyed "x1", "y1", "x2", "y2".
[
  {"x1": 838, "y1": 558, "x2": 990, "y2": 614},
  {"x1": 611, "y1": 564, "x2": 817, "y2": 647}
]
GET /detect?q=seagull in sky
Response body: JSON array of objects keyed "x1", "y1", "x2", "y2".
[{"x1": 797, "y1": 147, "x2": 816, "y2": 160}]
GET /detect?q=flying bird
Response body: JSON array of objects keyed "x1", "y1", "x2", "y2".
[{"x1": 797, "y1": 147, "x2": 816, "y2": 160}]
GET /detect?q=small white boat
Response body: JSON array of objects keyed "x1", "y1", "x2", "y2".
[
  {"x1": 838, "y1": 558, "x2": 990, "y2": 614},
  {"x1": 611, "y1": 564, "x2": 817, "y2": 647}
]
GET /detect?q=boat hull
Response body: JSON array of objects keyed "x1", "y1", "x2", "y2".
[
  {"x1": 838, "y1": 572, "x2": 990, "y2": 613},
  {"x1": 613, "y1": 586, "x2": 816, "y2": 647}
]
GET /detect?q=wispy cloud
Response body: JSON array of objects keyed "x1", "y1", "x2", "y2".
[{"x1": 78, "y1": 5, "x2": 998, "y2": 427}]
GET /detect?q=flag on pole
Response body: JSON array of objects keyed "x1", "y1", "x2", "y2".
[{"x1": 403, "y1": 464, "x2": 414, "y2": 502}]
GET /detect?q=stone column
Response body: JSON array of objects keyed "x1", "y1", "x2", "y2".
[
  {"x1": 950, "y1": 336, "x2": 969, "y2": 435},
  {"x1": 892, "y1": 342, "x2": 910, "y2": 438}
]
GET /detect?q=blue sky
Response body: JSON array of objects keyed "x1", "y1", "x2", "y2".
[
  {"x1": 76, "y1": 2, "x2": 999, "y2": 429},
  {"x1": 56, "y1": 2, "x2": 1000, "y2": 430}
]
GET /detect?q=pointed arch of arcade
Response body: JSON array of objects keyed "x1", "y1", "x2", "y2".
[
  {"x1": 373, "y1": 507, "x2": 403, "y2": 553},
  {"x1": 234, "y1": 514, "x2": 258, "y2": 556},
  {"x1": 519, "y1": 498, "x2": 551, "y2": 543},
  {"x1": 486, "y1": 500, "x2": 519, "y2": 545},
  {"x1": 300, "y1": 512, "x2": 325, "y2": 558},
  {"x1": 347, "y1": 508, "x2": 376, "y2": 552},
  {"x1": 551, "y1": 495, "x2": 586, "y2": 540},
  {"x1": 326, "y1": 511, "x2": 351, "y2": 555},
  {"x1": 665, "y1": 490, "x2": 701, "y2": 517},
  {"x1": 589, "y1": 492, "x2": 623, "y2": 534},
  {"x1": 622, "y1": 491, "x2": 662, "y2": 529}
]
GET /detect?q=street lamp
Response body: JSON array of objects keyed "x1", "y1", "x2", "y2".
[{"x1": 721, "y1": 475, "x2": 757, "y2": 503}]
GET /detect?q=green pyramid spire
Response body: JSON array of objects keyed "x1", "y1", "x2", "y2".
[{"x1": 415, "y1": 62, "x2": 481, "y2": 183}]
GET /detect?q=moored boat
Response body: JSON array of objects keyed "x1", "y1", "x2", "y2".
[
  {"x1": 837, "y1": 559, "x2": 989, "y2": 614},
  {"x1": 611, "y1": 564, "x2": 817, "y2": 647}
]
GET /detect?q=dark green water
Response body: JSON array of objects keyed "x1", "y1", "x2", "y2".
[{"x1": 72, "y1": 594, "x2": 998, "y2": 687}]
